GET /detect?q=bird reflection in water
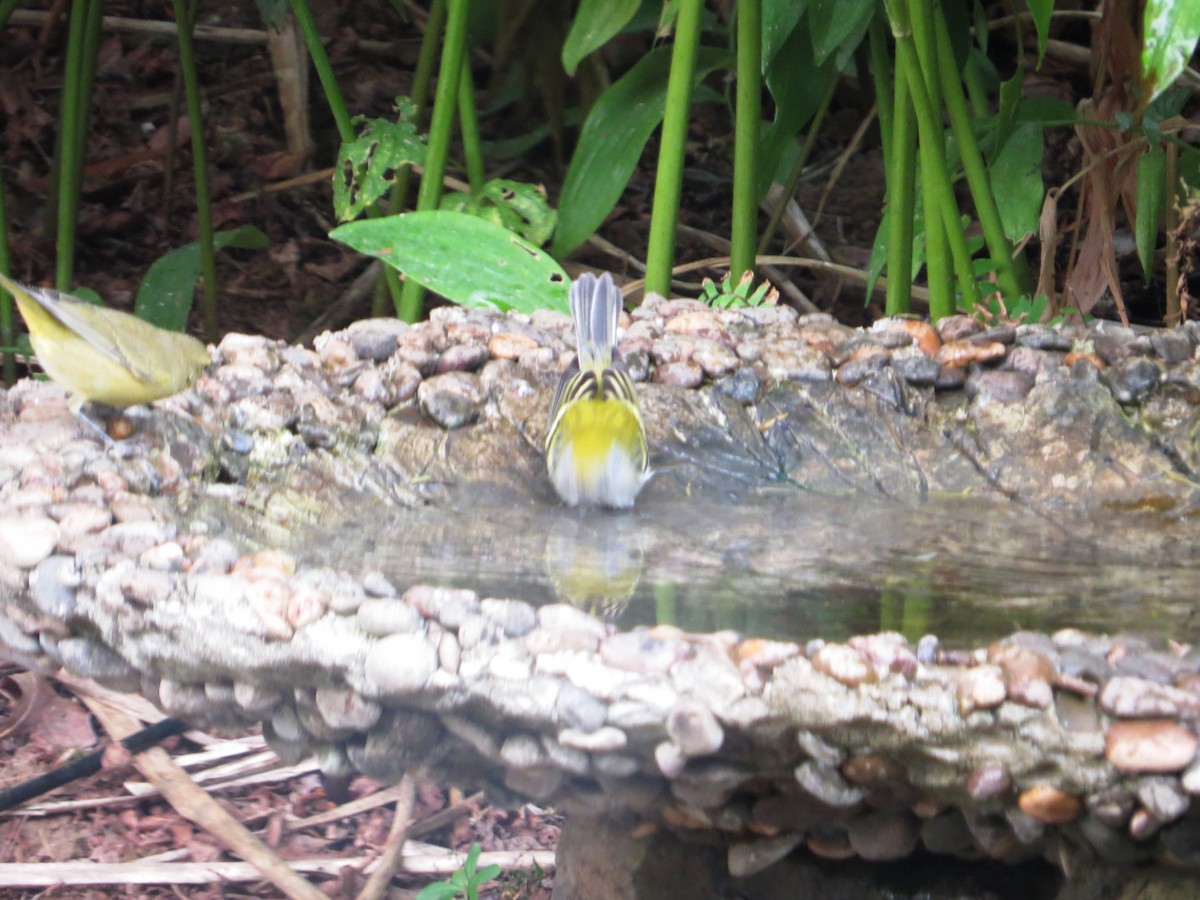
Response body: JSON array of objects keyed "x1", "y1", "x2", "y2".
[{"x1": 543, "y1": 512, "x2": 645, "y2": 618}]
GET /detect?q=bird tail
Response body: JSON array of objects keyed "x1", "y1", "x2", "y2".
[{"x1": 570, "y1": 272, "x2": 621, "y2": 372}]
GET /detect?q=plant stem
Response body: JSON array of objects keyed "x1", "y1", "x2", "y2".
[
  {"x1": 889, "y1": 0, "x2": 976, "y2": 318},
  {"x1": 399, "y1": 0, "x2": 470, "y2": 321},
  {"x1": 885, "y1": 62, "x2": 917, "y2": 315},
  {"x1": 1164, "y1": 142, "x2": 1179, "y2": 326},
  {"x1": 932, "y1": 7, "x2": 1028, "y2": 302},
  {"x1": 458, "y1": 57, "x2": 485, "y2": 193},
  {"x1": 729, "y1": 0, "x2": 761, "y2": 281},
  {"x1": 868, "y1": 11, "x2": 894, "y2": 167},
  {"x1": 172, "y1": 0, "x2": 218, "y2": 341},
  {"x1": 55, "y1": 0, "x2": 103, "y2": 290},
  {"x1": 758, "y1": 78, "x2": 835, "y2": 255},
  {"x1": 645, "y1": 0, "x2": 703, "y2": 299},
  {"x1": 288, "y1": 0, "x2": 353, "y2": 141},
  {"x1": 0, "y1": 176, "x2": 13, "y2": 385},
  {"x1": 376, "y1": 0, "x2": 447, "y2": 316},
  {"x1": 289, "y1": 0, "x2": 404, "y2": 315}
]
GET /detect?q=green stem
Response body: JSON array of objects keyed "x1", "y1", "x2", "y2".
[
  {"x1": 933, "y1": 8, "x2": 1029, "y2": 301},
  {"x1": 885, "y1": 62, "x2": 917, "y2": 316},
  {"x1": 288, "y1": 0, "x2": 354, "y2": 141},
  {"x1": 729, "y1": 0, "x2": 761, "y2": 281},
  {"x1": 289, "y1": 0, "x2": 403, "y2": 316},
  {"x1": 868, "y1": 11, "x2": 894, "y2": 167},
  {"x1": 645, "y1": 0, "x2": 704, "y2": 299},
  {"x1": 399, "y1": 0, "x2": 470, "y2": 321},
  {"x1": 758, "y1": 77, "x2": 835, "y2": 255},
  {"x1": 0, "y1": 174, "x2": 13, "y2": 385},
  {"x1": 173, "y1": 0, "x2": 218, "y2": 341},
  {"x1": 458, "y1": 57, "x2": 485, "y2": 193},
  {"x1": 55, "y1": 0, "x2": 102, "y2": 290},
  {"x1": 890, "y1": 0, "x2": 976, "y2": 317}
]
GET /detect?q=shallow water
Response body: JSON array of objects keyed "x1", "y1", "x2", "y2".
[{"x1": 298, "y1": 479, "x2": 1200, "y2": 647}]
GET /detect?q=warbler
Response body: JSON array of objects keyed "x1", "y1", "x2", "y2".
[
  {"x1": 0, "y1": 271, "x2": 211, "y2": 414},
  {"x1": 545, "y1": 272, "x2": 649, "y2": 508}
]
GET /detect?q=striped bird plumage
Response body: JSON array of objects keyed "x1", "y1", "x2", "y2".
[{"x1": 545, "y1": 272, "x2": 649, "y2": 507}]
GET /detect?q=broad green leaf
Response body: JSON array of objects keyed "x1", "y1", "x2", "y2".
[
  {"x1": 992, "y1": 69, "x2": 1024, "y2": 162},
  {"x1": 135, "y1": 226, "x2": 270, "y2": 330},
  {"x1": 1135, "y1": 145, "x2": 1165, "y2": 282},
  {"x1": 1025, "y1": 0, "x2": 1053, "y2": 68},
  {"x1": 333, "y1": 105, "x2": 427, "y2": 222},
  {"x1": 973, "y1": 0, "x2": 989, "y2": 55},
  {"x1": 562, "y1": 0, "x2": 641, "y2": 75},
  {"x1": 1141, "y1": 0, "x2": 1200, "y2": 107},
  {"x1": 762, "y1": 0, "x2": 807, "y2": 70},
  {"x1": 941, "y1": 0, "x2": 973, "y2": 73},
  {"x1": 552, "y1": 46, "x2": 735, "y2": 259},
  {"x1": 759, "y1": 18, "x2": 835, "y2": 199},
  {"x1": 989, "y1": 122, "x2": 1043, "y2": 242},
  {"x1": 331, "y1": 211, "x2": 570, "y2": 314},
  {"x1": 440, "y1": 179, "x2": 558, "y2": 246},
  {"x1": 808, "y1": 0, "x2": 874, "y2": 65},
  {"x1": 413, "y1": 884, "x2": 462, "y2": 900}
]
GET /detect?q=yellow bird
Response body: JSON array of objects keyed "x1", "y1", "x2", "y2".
[
  {"x1": 0, "y1": 271, "x2": 210, "y2": 414},
  {"x1": 545, "y1": 272, "x2": 649, "y2": 508}
]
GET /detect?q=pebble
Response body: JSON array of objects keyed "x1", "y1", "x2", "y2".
[
  {"x1": 1136, "y1": 777, "x2": 1190, "y2": 823},
  {"x1": 363, "y1": 633, "x2": 438, "y2": 697},
  {"x1": 1107, "y1": 357, "x2": 1161, "y2": 403},
  {"x1": 796, "y1": 760, "x2": 864, "y2": 808},
  {"x1": 666, "y1": 699, "x2": 724, "y2": 757},
  {"x1": 404, "y1": 585, "x2": 479, "y2": 628},
  {"x1": 966, "y1": 763, "x2": 1011, "y2": 800},
  {"x1": 357, "y1": 599, "x2": 423, "y2": 636},
  {"x1": 810, "y1": 643, "x2": 874, "y2": 686},
  {"x1": 1017, "y1": 784, "x2": 1081, "y2": 824},
  {"x1": 1100, "y1": 676, "x2": 1200, "y2": 718},
  {"x1": 1106, "y1": 720, "x2": 1199, "y2": 773},
  {"x1": 847, "y1": 810, "x2": 919, "y2": 861},
  {"x1": 0, "y1": 517, "x2": 60, "y2": 568},
  {"x1": 417, "y1": 371, "x2": 485, "y2": 428},
  {"x1": 727, "y1": 834, "x2": 804, "y2": 877}
]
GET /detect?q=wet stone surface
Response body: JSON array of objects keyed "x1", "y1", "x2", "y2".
[{"x1": 2, "y1": 298, "x2": 1200, "y2": 884}]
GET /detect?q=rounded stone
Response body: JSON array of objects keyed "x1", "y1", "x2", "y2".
[
  {"x1": 1107, "y1": 356, "x2": 1161, "y2": 404},
  {"x1": 364, "y1": 633, "x2": 438, "y2": 697},
  {"x1": 0, "y1": 516, "x2": 60, "y2": 568},
  {"x1": 1017, "y1": 784, "x2": 1081, "y2": 824},
  {"x1": 666, "y1": 699, "x2": 724, "y2": 757},
  {"x1": 356, "y1": 598, "x2": 423, "y2": 636},
  {"x1": 847, "y1": 810, "x2": 919, "y2": 861},
  {"x1": 1106, "y1": 720, "x2": 1199, "y2": 773},
  {"x1": 417, "y1": 371, "x2": 485, "y2": 428}
]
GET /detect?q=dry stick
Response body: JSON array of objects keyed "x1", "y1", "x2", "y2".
[
  {"x1": 0, "y1": 848, "x2": 555, "y2": 889},
  {"x1": 357, "y1": 775, "x2": 417, "y2": 900},
  {"x1": 78, "y1": 692, "x2": 328, "y2": 900}
]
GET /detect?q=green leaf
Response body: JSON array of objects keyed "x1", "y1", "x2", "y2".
[
  {"x1": 993, "y1": 69, "x2": 1024, "y2": 161},
  {"x1": 808, "y1": 0, "x2": 874, "y2": 65},
  {"x1": 331, "y1": 211, "x2": 570, "y2": 314},
  {"x1": 562, "y1": 0, "x2": 641, "y2": 75},
  {"x1": 333, "y1": 106, "x2": 427, "y2": 222},
  {"x1": 1014, "y1": 97, "x2": 1079, "y2": 127},
  {"x1": 552, "y1": 45, "x2": 735, "y2": 259},
  {"x1": 414, "y1": 883, "x2": 463, "y2": 900},
  {"x1": 989, "y1": 122, "x2": 1044, "y2": 242},
  {"x1": 759, "y1": 18, "x2": 836, "y2": 198},
  {"x1": 1135, "y1": 145, "x2": 1166, "y2": 282},
  {"x1": 1025, "y1": 0, "x2": 1053, "y2": 68},
  {"x1": 135, "y1": 226, "x2": 270, "y2": 330},
  {"x1": 762, "y1": 0, "x2": 808, "y2": 70},
  {"x1": 1141, "y1": 0, "x2": 1200, "y2": 108},
  {"x1": 439, "y1": 179, "x2": 558, "y2": 246}
]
